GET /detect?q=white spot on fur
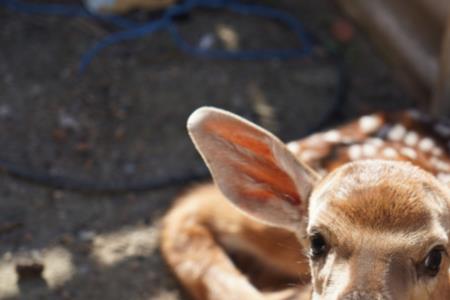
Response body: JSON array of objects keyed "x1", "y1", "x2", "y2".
[
  {"x1": 308, "y1": 135, "x2": 325, "y2": 147},
  {"x1": 382, "y1": 147, "x2": 397, "y2": 158},
  {"x1": 287, "y1": 142, "x2": 300, "y2": 153},
  {"x1": 348, "y1": 145, "x2": 362, "y2": 160},
  {"x1": 400, "y1": 147, "x2": 417, "y2": 159},
  {"x1": 367, "y1": 138, "x2": 384, "y2": 147},
  {"x1": 359, "y1": 115, "x2": 382, "y2": 134},
  {"x1": 300, "y1": 149, "x2": 319, "y2": 162},
  {"x1": 418, "y1": 138, "x2": 435, "y2": 152},
  {"x1": 430, "y1": 157, "x2": 450, "y2": 172},
  {"x1": 323, "y1": 130, "x2": 341, "y2": 143},
  {"x1": 388, "y1": 124, "x2": 406, "y2": 141},
  {"x1": 404, "y1": 131, "x2": 419, "y2": 146},
  {"x1": 362, "y1": 144, "x2": 377, "y2": 157}
]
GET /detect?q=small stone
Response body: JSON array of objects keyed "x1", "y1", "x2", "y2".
[
  {"x1": 331, "y1": 18, "x2": 354, "y2": 43},
  {"x1": 112, "y1": 106, "x2": 127, "y2": 120},
  {"x1": 198, "y1": 33, "x2": 215, "y2": 50},
  {"x1": 29, "y1": 84, "x2": 43, "y2": 97},
  {"x1": 60, "y1": 234, "x2": 74, "y2": 246},
  {"x1": 75, "y1": 142, "x2": 91, "y2": 153},
  {"x1": 77, "y1": 265, "x2": 90, "y2": 275},
  {"x1": 216, "y1": 24, "x2": 239, "y2": 50},
  {"x1": 23, "y1": 232, "x2": 33, "y2": 242},
  {"x1": 123, "y1": 163, "x2": 136, "y2": 175},
  {"x1": 52, "y1": 190, "x2": 64, "y2": 200},
  {"x1": 52, "y1": 128, "x2": 68, "y2": 143},
  {"x1": 59, "y1": 111, "x2": 80, "y2": 131},
  {"x1": 114, "y1": 127, "x2": 126, "y2": 141},
  {"x1": 0, "y1": 104, "x2": 12, "y2": 119},
  {"x1": 15, "y1": 262, "x2": 44, "y2": 280},
  {"x1": 78, "y1": 230, "x2": 96, "y2": 242}
]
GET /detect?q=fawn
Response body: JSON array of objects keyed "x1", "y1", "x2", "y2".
[{"x1": 161, "y1": 107, "x2": 450, "y2": 300}]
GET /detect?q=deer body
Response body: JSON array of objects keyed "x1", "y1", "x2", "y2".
[{"x1": 161, "y1": 108, "x2": 450, "y2": 300}]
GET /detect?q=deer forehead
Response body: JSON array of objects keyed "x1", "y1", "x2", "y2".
[{"x1": 308, "y1": 161, "x2": 449, "y2": 235}]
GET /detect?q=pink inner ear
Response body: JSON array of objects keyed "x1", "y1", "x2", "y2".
[
  {"x1": 204, "y1": 117, "x2": 302, "y2": 206},
  {"x1": 235, "y1": 162, "x2": 301, "y2": 205},
  {"x1": 205, "y1": 119, "x2": 272, "y2": 157}
]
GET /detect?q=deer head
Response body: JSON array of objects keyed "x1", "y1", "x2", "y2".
[{"x1": 187, "y1": 107, "x2": 450, "y2": 300}]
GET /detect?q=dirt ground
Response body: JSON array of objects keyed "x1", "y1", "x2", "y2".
[{"x1": 0, "y1": 0, "x2": 414, "y2": 299}]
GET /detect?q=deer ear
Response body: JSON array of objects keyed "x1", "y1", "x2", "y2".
[{"x1": 187, "y1": 107, "x2": 320, "y2": 231}]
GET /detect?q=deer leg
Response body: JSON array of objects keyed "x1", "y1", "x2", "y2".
[
  {"x1": 161, "y1": 184, "x2": 308, "y2": 300},
  {"x1": 161, "y1": 203, "x2": 263, "y2": 299}
]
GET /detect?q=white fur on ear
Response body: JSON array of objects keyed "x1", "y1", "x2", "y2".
[
  {"x1": 187, "y1": 106, "x2": 319, "y2": 230},
  {"x1": 187, "y1": 107, "x2": 216, "y2": 131},
  {"x1": 187, "y1": 107, "x2": 254, "y2": 136}
]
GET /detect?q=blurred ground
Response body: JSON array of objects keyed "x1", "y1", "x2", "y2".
[{"x1": 0, "y1": 0, "x2": 413, "y2": 299}]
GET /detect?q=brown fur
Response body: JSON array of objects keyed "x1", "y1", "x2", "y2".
[
  {"x1": 161, "y1": 108, "x2": 450, "y2": 300},
  {"x1": 161, "y1": 184, "x2": 309, "y2": 300},
  {"x1": 326, "y1": 162, "x2": 433, "y2": 232}
]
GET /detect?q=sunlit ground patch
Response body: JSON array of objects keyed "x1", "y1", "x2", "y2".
[
  {"x1": 0, "y1": 259, "x2": 18, "y2": 299},
  {"x1": 0, "y1": 246, "x2": 74, "y2": 299},
  {"x1": 92, "y1": 224, "x2": 159, "y2": 266},
  {"x1": 149, "y1": 290, "x2": 180, "y2": 300}
]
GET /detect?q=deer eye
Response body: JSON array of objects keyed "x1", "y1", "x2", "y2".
[
  {"x1": 310, "y1": 233, "x2": 328, "y2": 259},
  {"x1": 423, "y1": 248, "x2": 443, "y2": 277}
]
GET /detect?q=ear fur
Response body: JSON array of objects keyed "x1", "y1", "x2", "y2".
[{"x1": 187, "y1": 107, "x2": 320, "y2": 231}]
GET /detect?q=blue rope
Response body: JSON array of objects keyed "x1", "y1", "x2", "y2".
[
  {"x1": 0, "y1": 0, "x2": 348, "y2": 193},
  {"x1": 166, "y1": 0, "x2": 312, "y2": 60},
  {"x1": 0, "y1": 0, "x2": 313, "y2": 72}
]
